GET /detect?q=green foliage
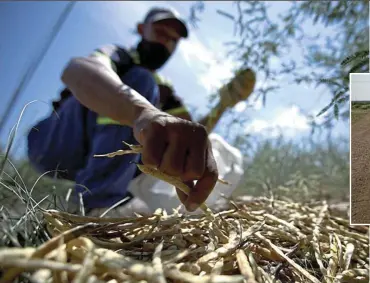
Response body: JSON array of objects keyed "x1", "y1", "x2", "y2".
[
  {"x1": 189, "y1": 1, "x2": 302, "y2": 107},
  {"x1": 352, "y1": 102, "x2": 370, "y2": 110},
  {"x1": 285, "y1": 1, "x2": 368, "y2": 121},
  {"x1": 189, "y1": 0, "x2": 369, "y2": 124},
  {"x1": 233, "y1": 135, "x2": 349, "y2": 202},
  {"x1": 317, "y1": 50, "x2": 368, "y2": 120}
]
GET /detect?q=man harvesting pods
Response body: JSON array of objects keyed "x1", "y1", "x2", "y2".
[{"x1": 27, "y1": 7, "x2": 256, "y2": 216}]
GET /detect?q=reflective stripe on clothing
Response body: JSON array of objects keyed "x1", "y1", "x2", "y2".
[
  {"x1": 165, "y1": 106, "x2": 188, "y2": 116},
  {"x1": 128, "y1": 49, "x2": 140, "y2": 65},
  {"x1": 92, "y1": 51, "x2": 118, "y2": 72},
  {"x1": 153, "y1": 73, "x2": 174, "y2": 90},
  {"x1": 96, "y1": 116, "x2": 121, "y2": 125}
]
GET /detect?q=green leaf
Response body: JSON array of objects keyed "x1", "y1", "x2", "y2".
[
  {"x1": 319, "y1": 78, "x2": 342, "y2": 88},
  {"x1": 334, "y1": 104, "x2": 339, "y2": 119},
  {"x1": 333, "y1": 89, "x2": 348, "y2": 102},
  {"x1": 337, "y1": 96, "x2": 349, "y2": 104},
  {"x1": 216, "y1": 9, "x2": 235, "y2": 21},
  {"x1": 341, "y1": 50, "x2": 369, "y2": 67},
  {"x1": 317, "y1": 101, "x2": 334, "y2": 117},
  {"x1": 348, "y1": 59, "x2": 369, "y2": 74}
]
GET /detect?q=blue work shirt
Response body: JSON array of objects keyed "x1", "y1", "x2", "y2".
[{"x1": 28, "y1": 64, "x2": 159, "y2": 209}]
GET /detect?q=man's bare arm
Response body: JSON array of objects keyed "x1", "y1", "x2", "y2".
[
  {"x1": 61, "y1": 56, "x2": 157, "y2": 127},
  {"x1": 61, "y1": 55, "x2": 219, "y2": 211}
]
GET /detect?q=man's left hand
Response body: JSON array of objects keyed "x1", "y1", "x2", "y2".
[{"x1": 219, "y1": 68, "x2": 256, "y2": 108}]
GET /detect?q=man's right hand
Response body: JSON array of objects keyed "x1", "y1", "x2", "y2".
[
  {"x1": 61, "y1": 56, "x2": 218, "y2": 212},
  {"x1": 133, "y1": 108, "x2": 219, "y2": 212}
]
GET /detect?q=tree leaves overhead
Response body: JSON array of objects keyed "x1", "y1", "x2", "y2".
[
  {"x1": 188, "y1": 1, "x2": 205, "y2": 29},
  {"x1": 188, "y1": 0, "x2": 369, "y2": 125},
  {"x1": 216, "y1": 10, "x2": 234, "y2": 21},
  {"x1": 284, "y1": 0, "x2": 369, "y2": 120}
]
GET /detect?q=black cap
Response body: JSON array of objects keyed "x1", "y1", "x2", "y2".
[{"x1": 144, "y1": 7, "x2": 188, "y2": 38}]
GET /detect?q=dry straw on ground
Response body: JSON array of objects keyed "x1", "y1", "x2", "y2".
[{"x1": 0, "y1": 197, "x2": 368, "y2": 283}]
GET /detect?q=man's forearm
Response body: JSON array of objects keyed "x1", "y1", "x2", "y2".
[{"x1": 61, "y1": 57, "x2": 157, "y2": 127}]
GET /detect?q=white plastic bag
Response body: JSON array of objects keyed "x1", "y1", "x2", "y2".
[{"x1": 127, "y1": 133, "x2": 244, "y2": 214}]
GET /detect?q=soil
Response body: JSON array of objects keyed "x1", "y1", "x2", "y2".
[{"x1": 351, "y1": 110, "x2": 370, "y2": 224}]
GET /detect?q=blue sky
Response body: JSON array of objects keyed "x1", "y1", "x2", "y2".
[{"x1": 0, "y1": 1, "x2": 348, "y2": 159}]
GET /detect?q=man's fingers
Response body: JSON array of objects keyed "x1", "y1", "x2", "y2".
[
  {"x1": 159, "y1": 134, "x2": 187, "y2": 176},
  {"x1": 184, "y1": 170, "x2": 218, "y2": 212},
  {"x1": 182, "y1": 126, "x2": 207, "y2": 181},
  {"x1": 184, "y1": 143, "x2": 218, "y2": 212},
  {"x1": 183, "y1": 149, "x2": 205, "y2": 181},
  {"x1": 141, "y1": 123, "x2": 167, "y2": 168},
  {"x1": 176, "y1": 181, "x2": 194, "y2": 206},
  {"x1": 176, "y1": 188, "x2": 188, "y2": 205},
  {"x1": 135, "y1": 111, "x2": 219, "y2": 213}
]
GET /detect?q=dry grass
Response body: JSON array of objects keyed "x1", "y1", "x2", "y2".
[
  {"x1": 0, "y1": 111, "x2": 359, "y2": 283},
  {"x1": 351, "y1": 103, "x2": 370, "y2": 125},
  {"x1": 0, "y1": 197, "x2": 368, "y2": 283}
]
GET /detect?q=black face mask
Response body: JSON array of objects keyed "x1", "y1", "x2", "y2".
[{"x1": 136, "y1": 39, "x2": 171, "y2": 70}]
